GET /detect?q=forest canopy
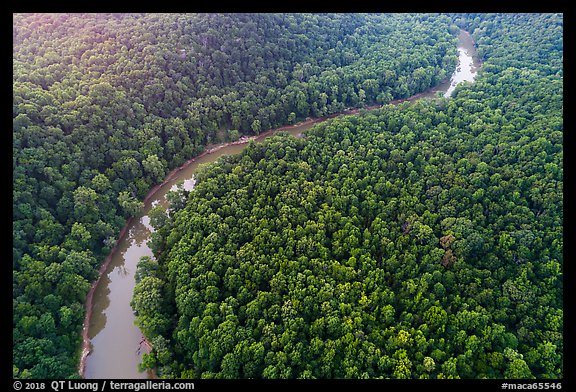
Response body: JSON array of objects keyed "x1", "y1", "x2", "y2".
[
  {"x1": 135, "y1": 13, "x2": 563, "y2": 379},
  {"x1": 12, "y1": 12, "x2": 562, "y2": 380},
  {"x1": 13, "y1": 12, "x2": 459, "y2": 379}
]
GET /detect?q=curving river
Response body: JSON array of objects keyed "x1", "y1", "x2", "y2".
[{"x1": 81, "y1": 29, "x2": 479, "y2": 379}]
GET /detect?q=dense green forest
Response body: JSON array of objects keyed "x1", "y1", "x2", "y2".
[
  {"x1": 13, "y1": 13, "x2": 461, "y2": 379},
  {"x1": 134, "y1": 13, "x2": 563, "y2": 379}
]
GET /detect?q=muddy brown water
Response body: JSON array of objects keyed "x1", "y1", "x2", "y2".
[{"x1": 81, "y1": 29, "x2": 479, "y2": 379}]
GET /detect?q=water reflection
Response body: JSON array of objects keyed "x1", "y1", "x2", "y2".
[
  {"x1": 84, "y1": 214, "x2": 155, "y2": 379},
  {"x1": 169, "y1": 178, "x2": 196, "y2": 193},
  {"x1": 114, "y1": 264, "x2": 130, "y2": 278},
  {"x1": 444, "y1": 30, "x2": 480, "y2": 98},
  {"x1": 88, "y1": 274, "x2": 110, "y2": 340}
]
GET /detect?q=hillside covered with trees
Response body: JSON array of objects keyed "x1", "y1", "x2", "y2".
[
  {"x1": 13, "y1": 13, "x2": 460, "y2": 379},
  {"x1": 135, "y1": 13, "x2": 563, "y2": 379}
]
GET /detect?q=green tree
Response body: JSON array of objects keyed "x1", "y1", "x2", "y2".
[
  {"x1": 142, "y1": 154, "x2": 165, "y2": 183},
  {"x1": 117, "y1": 191, "x2": 144, "y2": 217}
]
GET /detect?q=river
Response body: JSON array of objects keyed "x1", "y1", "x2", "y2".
[
  {"x1": 81, "y1": 28, "x2": 479, "y2": 379},
  {"x1": 442, "y1": 29, "x2": 481, "y2": 98}
]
